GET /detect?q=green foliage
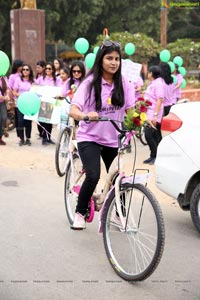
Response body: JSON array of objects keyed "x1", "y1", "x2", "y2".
[
  {"x1": 95, "y1": 32, "x2": 161, "y2": 62},
  {"x1": 167, "y1": 39, "x2": 200, "y2": 68},
  {"x1": 0, "y1": 0, "x2": 200, "y2": 65}
]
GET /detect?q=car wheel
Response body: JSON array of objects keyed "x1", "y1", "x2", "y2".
[{"x1": 190, "y1": 183, "x2": 200, "y2": 233}]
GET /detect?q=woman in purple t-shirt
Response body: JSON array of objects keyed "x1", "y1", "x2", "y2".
[
  {"x1": 35, "y1": 62, "x2": 59, "y2": 145},
  {"x1": 174, "y1": 64, "x2": 183, "y2": 101},
  {"x1": 61, "y1": 61, "x2": 86, "y2": 97},
  {"x1": 0, "y1": 77, "x2": 10, "y2": 145},
  {"x1": 8, "y1": 59, "x2": 24, "y2": 138},
  {"x1": 160, "y1": 62, "x2": 176, "y2": 116},
  {"x1": 70, "y1": 41, "x2": 135, "y2": 230},
  {"x1": 144, "y1": 66, "x2": 164, "y2": 165},
  {"x1": 13, "y1": 64, "x2": 34, "y2": 146}
]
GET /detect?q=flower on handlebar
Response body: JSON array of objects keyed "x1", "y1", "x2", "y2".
[
  {"x1": 66, "y1": 84, "x2": 77, "y2": 100},
  {"x1": 123, "y1": 98, "x2": 152, "y2": 132}
]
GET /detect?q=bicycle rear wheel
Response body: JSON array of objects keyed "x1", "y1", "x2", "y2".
[
  {"x1": 55, "y1": 127, "x2": 71, "y2": 177},
  {"x1": 102, "y1": 183, "x2": 165, "y2": 281},
  {"x1": 64, "y1": 153, "x2": 85, "y2": 225},
  {"x1": 139, "y1": 126, "x2": 147, "y2": 146}
]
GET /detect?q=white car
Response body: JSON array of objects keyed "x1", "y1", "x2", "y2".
[{"x1": 155, "y1": 101, "x2": 200, "y2": 233}]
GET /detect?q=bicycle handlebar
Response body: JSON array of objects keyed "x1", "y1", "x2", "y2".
[
  {"x1": 54, "y1": 96, "x2": 71, "y2": 104},
  {"x1": 83, "y1": 116, "x2": 127, "y2": 134}
]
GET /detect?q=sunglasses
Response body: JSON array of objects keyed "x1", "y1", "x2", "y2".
[
  {"x1": 100, "y1": 40, "x2": 121, "y2": 50},
  {"x1": 45, "y1": 67, "x2": 52, "y2": 70},
  {"x1": 22, "y1": 68, "x2": 30, "y2": 71},
  {"x1": 72, "y1": 70, "x2": 82, "y2": 74}
]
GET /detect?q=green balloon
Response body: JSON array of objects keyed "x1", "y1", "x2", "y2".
[
  {"x1": 17, "y1": 92, "x2": 41, "y2": 116},
  {"x1": 180, "y1": 78, "x2": 186, "y2": 89},
  {"x1": 124, "y1": 43, "x2": 135, "y2": 56},
  {"x1": 74, "y1": 37, "x2": 89, "y2": 54},
  {"x1": 160, "y1": 49, "x2": 171, "y2": 62},
  {"x1": 168, "y1": 61, "x2": 175, "y2": 73},
  {"x1": 178, "y1": 66, "x2": 186, "y2": 76},
  {"x1": 171, "y1": 74, "x2": 177, "y2": 84},
  {"x1": 85, "y1": 53, "x2": 96, "y2": 69},
  {"x1": 0, "y1": 51, "x2": 10, "y2": 76},
  {"x1": 93, "y1": 46, "x2": 99, "y2": 54},
  {"x1": 173, "y1": 56, "x2": 183, "y2": 67}
]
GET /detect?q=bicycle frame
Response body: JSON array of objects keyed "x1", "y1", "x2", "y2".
[{"x1": 66, "y1": 116, "x2": 151, "y2": 231}]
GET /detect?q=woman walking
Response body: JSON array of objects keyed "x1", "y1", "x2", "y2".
[
  {"x1": 13, "y1": 64, "x2": 34, "y2": 146},
  {"x1": 0, "y1": 76, "x2": 10, "y2": 145},
  {"x1": 160, "y1": 62, "x2": 176, "y2": 116},
  {"x1": 35, "y1": 62, "x2": 59, "y2": 145},
  {"x1": 143, "y1": 66, "x2": 164, "y2": 165},
  {"x1": 8, "y1": 59, "x2": 24, "y2": 138}
]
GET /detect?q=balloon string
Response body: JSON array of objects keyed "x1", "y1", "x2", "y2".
[{"x1": 35, "y1": 121, "x2": 58, "y2": 143}]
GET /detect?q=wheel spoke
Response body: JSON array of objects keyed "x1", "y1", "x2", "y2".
[{"x1": 103, "y1": 183, "x2": 165, "y2": 281}]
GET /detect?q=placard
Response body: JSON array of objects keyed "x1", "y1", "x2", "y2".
[
  {"x1": 24, "y1": 85, "x2": 70, "y2": 124},
  {"x1": 121, "y1": 59, "x2": 142, "y2": 83}
]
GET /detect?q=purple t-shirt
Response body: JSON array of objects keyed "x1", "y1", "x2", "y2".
[
  {"x1": 162, "y1": 79, "x2": 176, "y2": 106},
  {"x1": 175, "y1": 73, "x2": 183, "y2": 99},
  {"x1": 13, "y1": 77, "x2": 32, "y2": 95},
  {"x1": 144, "y1": 77, "x2": 164, "y2": 123},
  {"x1": 13, "y1": 77, "x2": 33, "y2": 108},
  {"x1": 71, "y1": 75, "x2": 135, "y2": 147},
  {"x1": 34, "y1": 76, "x2": 58, "y2": 86},
  {"x1": 13, "y1": 77, "x2": 32, "y2": 105},
  {"x1": 8, "y1": 73, "x2": 21, "y2": 90}
]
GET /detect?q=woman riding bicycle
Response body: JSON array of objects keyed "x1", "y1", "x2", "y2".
[{"x1": 70, "y1": 40, "x2": 135, "y2": 230}]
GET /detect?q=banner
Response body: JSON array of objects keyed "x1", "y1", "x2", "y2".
[
  {"x1": 121, "y1": 59, "x2": 142, "y2": 83},
  {"x1": 24, "y1": 85, "x2": 70, "y2": 124}
]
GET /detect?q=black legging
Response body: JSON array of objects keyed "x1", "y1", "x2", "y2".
[
  {"x1": 40, "y1": 122, "x2": 52, "y2": 140},
  {"x1": 17, "y1": 108, "x2": 32, "y2": 141},
  {"x1": 76, "y1": 141, "x2": 118, "y2": 215},
  {"x1": 144, "y1": 123, "x2": 162, "y2": 158}
]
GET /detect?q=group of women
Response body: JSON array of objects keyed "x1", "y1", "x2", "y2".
[
  {"x1": 0, "y1": 41, "x2": 184, "y2": 230},
  {"x1": 0, "y1": 58, "x2": 86, "y2": 146}
]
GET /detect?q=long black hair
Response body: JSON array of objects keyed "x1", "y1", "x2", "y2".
[
  {"x1": 0, "y1": 77, "x2": 8, "y2": 95},
  {"x1": 148, "y1": 66, "x2": 161, "y2": 80},
  {"x1": 87, "y1": 41, "x2": 124, "y2": 111},
  {"x1": 10, "y1": 59, "x2": 23, "y2": 74},
  {"x1": 159, "y1": 62, "x2": 173, "y2": 85},
  {"x1": 36, "y1": 60, "x2": 46, "y2": 79}
]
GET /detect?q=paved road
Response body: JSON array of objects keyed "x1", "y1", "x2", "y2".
[{"x1": 0, "y1": 135, "x2": 199, "y2": 300}]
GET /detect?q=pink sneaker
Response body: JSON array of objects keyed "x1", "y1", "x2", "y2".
[{"x1": 71, "y1": 213, "x2": 86, "y2": 230}]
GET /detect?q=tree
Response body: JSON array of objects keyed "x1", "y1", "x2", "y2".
[
  {"x1": 0, "y1": 0, "x2": 14, "y2": 56},
  {"x1": 0, "y1": 0, "x2": 200, "y2": 63},
  {"x1": 167, "y1": 39, "x2": 200, "y2": 68},
  {"x1": 95, "y1": 32, "x2": 161, "y2": 63},
  {"x1": 37, "y1": 0, "x2": 105, "y2": 44}
]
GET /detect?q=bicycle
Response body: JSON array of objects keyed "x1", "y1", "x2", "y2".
[
  {"x1": 64, "y1": 116, "x2": 165, "y2": 281},
  {"x1": 136, "y1": 124, "x2": 147, "y2": 146},
  {"x1": 55, "y1": 97, "x2": 74, "y2": 177}
]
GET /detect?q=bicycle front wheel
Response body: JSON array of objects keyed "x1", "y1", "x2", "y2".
[
  {"x1": 64, "y1": 153, "x2": 85, "y2": 225},
  {"x1": 103, "y1": 183, "x2": 165, "y2": 281},
  {"x1": 139, "y1": 126, "x2": 147, "y2": 146},
  {"x1": 55, "y1": 127, "x2": 71, "y2": 177}
]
